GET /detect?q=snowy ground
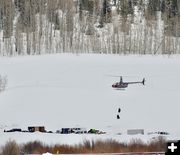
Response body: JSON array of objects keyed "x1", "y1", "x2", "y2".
[{"x1": 0, "y1": 54, "x2": 180, "y2": 146}]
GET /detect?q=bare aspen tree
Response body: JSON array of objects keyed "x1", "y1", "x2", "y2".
[
  {"x1": 2, "y1": 140, "x2": 19, "y2": 155},
  {"x1": 15, "y1": 22, "x2": 21, "y2": 55},
  {"x1": 66, "y1": 0, "x2": 74, "y2": 52},
  {"x1": 0, "y1": 74, "x2": 7, "y2": 92},
  {"x1": 0, "y1": 0, "x2": 180, "y2": 55},
  {"x1": 1, "y1": 0, "x2": 14, "y2": 55},
  {"x1": 112, "y1": 22, "x2": 118, "y2": 54},
  {"x1": 2, "y1": 0, "x2": 14, "y2": 39},
  {"x1": 47, "y1": 0, "x2": 55, "y2": 53}
]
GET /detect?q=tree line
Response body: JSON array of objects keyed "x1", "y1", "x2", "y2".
[
  {"x1": 0, "y1": 0, "x2": 180, "y2": 55},
  {"x1": 0, "y1": 138, "x2": 166, "y2": 155}
]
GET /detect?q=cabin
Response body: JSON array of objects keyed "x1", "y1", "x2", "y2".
[
  {"x1": 28, "y1": 126, "x2": 46, "y2": 133},
  {"x1": 127, "y1": 129, "x2": 144, "y2": 135}
]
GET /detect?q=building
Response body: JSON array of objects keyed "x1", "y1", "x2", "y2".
[
  {"x1": 127, "y1": 129, "x2": 144, "y2": 135},
  {"x1": 28, "y1": 126, "x2": 46, "y2": 133}
]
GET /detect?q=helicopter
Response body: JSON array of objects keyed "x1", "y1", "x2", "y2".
[{"x1": 112, "y1": 76, "x2": 145, "y2": 89}]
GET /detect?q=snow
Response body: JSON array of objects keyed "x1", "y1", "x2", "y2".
[{"x1": 0, "y1": 54, "x2": 180, "y2": 146}]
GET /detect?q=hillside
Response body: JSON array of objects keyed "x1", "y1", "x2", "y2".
[
  {"x1": 0, "y1": 0, "x2": 180, "y2": 148},
  {"x1": 0, "y1": 54, "x2": 180, "y2": 145},
  {"x1": 0, "y1": 0, "x2": 180, "y2": 55}
]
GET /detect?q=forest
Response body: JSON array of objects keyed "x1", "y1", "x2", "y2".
[{"x1": 0, "y1": 0, "x2": 180, "y2": 55}]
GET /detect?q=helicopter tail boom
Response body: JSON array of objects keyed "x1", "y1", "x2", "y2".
[{"x1": 125, "y1": 78, "x2": 145, "y2": 85}]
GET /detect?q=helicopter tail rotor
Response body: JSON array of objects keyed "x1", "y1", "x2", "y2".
[
  {"x1": 120, "y1": 76, "x2": 123, "y2": 83},
  {"x1": 142, "y1": 78, "x2": 145, "y2": 85}
]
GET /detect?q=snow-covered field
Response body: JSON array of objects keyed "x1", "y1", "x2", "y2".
[{"x1": 0, "y1": 54, "x2": 180, "y2": 146}]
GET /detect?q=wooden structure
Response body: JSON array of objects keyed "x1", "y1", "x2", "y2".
[{"x1": 28, "y1": 126, "x2": 46, "y2": 132}]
